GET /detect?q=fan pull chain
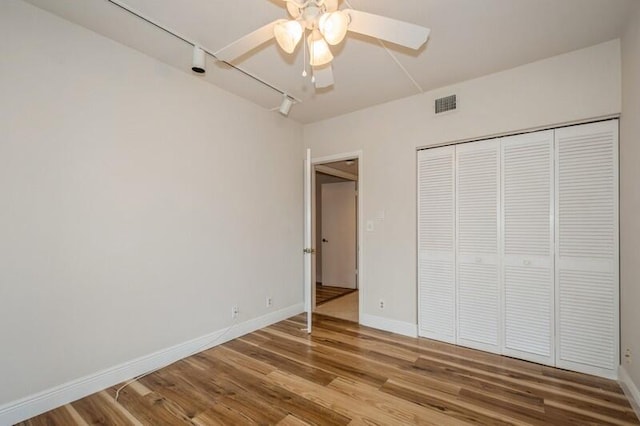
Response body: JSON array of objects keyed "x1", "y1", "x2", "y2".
[
  {"x1": 302, "y1": 28, "x2": 308, "y2": 77},
  {"x1": 309, "y1": 29, "x2": 315, "y2": 84}
]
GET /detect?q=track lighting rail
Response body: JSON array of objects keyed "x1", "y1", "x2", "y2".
[{"x1": 105, "y1": 0, "x2": 301, "y2": 104}]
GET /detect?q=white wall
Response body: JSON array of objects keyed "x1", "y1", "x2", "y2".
[
  {"x1": 620, "y1": 2, "x2": 640, "y2": 395},
  {"x1": 304, "y1": 40, "x2": 621, "y2": 329},
  {"x1": 0, "y1": 0, "x2": 303, "y2": 408}
]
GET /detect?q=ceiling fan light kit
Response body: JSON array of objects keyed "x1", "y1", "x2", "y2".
[
  {"x1": 213, "y1": 0, "x2": 430, "y2": 90},
  {"x1": 275, "y1": 1, "x2": 347, "y2": 62}
]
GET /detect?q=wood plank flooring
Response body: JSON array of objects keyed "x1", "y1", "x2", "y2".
[
  {"x1": 20, "y1": 314, "x2": 640, "y2": 425},
  {"x1": 314, "y1": 291, "x2": 358, "y2": 322},
  {"x1": 316, "y1": 285, "x2": 356, "y2": 305}
]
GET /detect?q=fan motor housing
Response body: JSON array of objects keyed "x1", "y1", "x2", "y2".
[{"x1": 301, "y1": 5, "x2": 323, "y2": 28}]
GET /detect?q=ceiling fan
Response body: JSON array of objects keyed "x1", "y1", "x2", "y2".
[{"x1": 214, "y1": 0, "x2": 431, "y2": 89}]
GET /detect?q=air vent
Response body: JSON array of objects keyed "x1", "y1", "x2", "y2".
[{"x1": 435, "y1": 95, "x2": 457, "y2": 114}]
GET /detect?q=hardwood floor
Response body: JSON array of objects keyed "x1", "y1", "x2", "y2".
[
  {"x1": 314, "y1": 291, "x2": 359, "y2": 322},
  {"x1": 20, "y1": 314, "x2": 639, "y2": 425},
  {"x1": 315, "y1": 285, "x2": 356, "y2": 305}
]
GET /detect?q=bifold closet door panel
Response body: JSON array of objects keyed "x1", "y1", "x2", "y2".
[
  {"x1": 417, "y1": 146, "x2": 456, "y2": 343},
  {"x1": 456, "y1": 140, "x2": 501, "y2": 353},
  {"x1": 555, "y1": 120, "x2": 619, "y2": 378},
  {"x1": 501, "y1": 131, "x2": 555, "y2": 365}
]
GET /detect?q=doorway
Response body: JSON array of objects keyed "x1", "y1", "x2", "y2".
[{"x1": 313, "y1": 158, "x2": 359, "y2": 322}]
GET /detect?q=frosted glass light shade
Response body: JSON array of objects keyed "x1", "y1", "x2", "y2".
[
  {"x1": 319, "y1": 11, "x2": 349, "y2": 45},
  {"x1": 274, "y1": 20, "x2": 303, "y2": 54},
  {"x1": 308, "y1": 29, "x2": 333, "y2": 66}
]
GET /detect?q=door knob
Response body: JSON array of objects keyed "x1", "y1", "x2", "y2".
[{"x1": 322, "y1": 238, "x2": 328, "y2": 242}]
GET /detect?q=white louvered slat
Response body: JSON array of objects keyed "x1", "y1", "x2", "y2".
[
  {"x1": 559, "y1": 270, "x2": 616, "y2": 368},
  {"x1": 501, "y1": 131, "x2": 555, "y2": 365},
  {"x1": 456, "y1": 140, "x2": 501, "y2": 353},
  {"x1": 419, "y1": 257, "x2": 455, "y2": 341},
  {"x1": 418, "y1": 148, "x2": 455, "y2": 253},
  {"x1": 417, "y1": 146, "x2": 456, "y2": 343},
  {"x1": 557, "y1": 130, "x2": 615, "y2": 259},
  {"x1": 504, "y1": 265, "x2": 553, "y2": 361},
  {"x1": 458, "y1": 263, "x2": 499, "y2": 346},
  {"x1": 555, "y1": 120, "x2": 619, "y2": 379}
]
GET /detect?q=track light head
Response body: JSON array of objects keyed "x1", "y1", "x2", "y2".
[
  {"x1": 192, "y1": 46, "x2": 206, "y2": 74},
  {"x1": 279, "y1": 95, "x2": 294, "y2": 117}
]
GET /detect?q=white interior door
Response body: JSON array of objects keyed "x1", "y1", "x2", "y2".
[
  {"x1": 321, "y1": 181, "x2": 357, "y2": 289},
  {"x1": 417, "y1": 146, "x2": 456, "y2": 343},
  {"x1": 501, "y1": 130, "x2": 555, "y2": 365},
  {"x1": 303, "y1": 149, "x2": 312, "y2": 333},
  {"x1": 456, "y1": 139, "x2": 501, "y2": 354},
  {"x1": 555, "y1": 120, "x2": 619, "y2": 378}
]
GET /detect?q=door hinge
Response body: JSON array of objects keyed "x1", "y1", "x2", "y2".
[{"x1": 303, "y1": 248, "x2": 316, "y2": 254}]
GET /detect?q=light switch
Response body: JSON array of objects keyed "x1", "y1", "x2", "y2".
[
  {"x1": 376, "y1": 210, "x2": 385, "y2": 220},
  {"x1": 366, "y1": 220, "x2": 375, "y2": 232}
]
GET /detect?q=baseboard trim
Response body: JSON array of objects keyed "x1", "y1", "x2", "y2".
[
  {"x1": 0, "y1": 303, "x2": 304, "y2": 425},
  {"x1": 619, "y1": 365, "x2": 640, "y2": 421},
  {"x1": 360, "y1": 314, "x2": 418, "y2": 338}
]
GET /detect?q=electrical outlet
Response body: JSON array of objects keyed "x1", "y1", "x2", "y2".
[
  {"x1": 625, "y1": 348, "x2": 632, "y2": 365},
  {"x1": 266, "y1": 296, "x2": 273, "y2": 308},
  {"x1": 231, "y1": 305, "x2": 239, "y2": 319},
  {"x1": 379, "y1": 299, "x2": 385, "y2": 310}
]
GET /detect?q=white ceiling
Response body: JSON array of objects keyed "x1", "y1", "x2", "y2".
[{"x1": 25, "y1": 0, "x2": 635, "y2": 123}]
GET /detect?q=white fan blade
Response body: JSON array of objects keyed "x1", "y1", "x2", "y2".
[
  {"x1": 214, "y1": 21, "x2": 278, "y2": 62},
  {"x1": 344, "y1": 9, "x2": 430, "y2": 50},
  {"x1": 313, "y1": 64, "x2": 334, "y2": 88},
  {"x1": 286, "y1": 2, "x2": 302, "y2": 18},
  {"x1": 276, "y1": 0, "x2": 303, "y2": 18}
]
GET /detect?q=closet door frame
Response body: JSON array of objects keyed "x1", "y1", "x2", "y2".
[{"x1": 416, "y1": 119, "x2": 619, "y2": 379}]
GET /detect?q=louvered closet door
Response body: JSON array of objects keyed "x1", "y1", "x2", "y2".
[
  {"x1": 501, "y1": 131, "x2": 555, "y2": 365},
  {"x1": 456, "y1": 140, "x2": 501, "y2": 353},
  {"x1": 417, "y1": 146, "x2": 456, "y2": 343},
  {"x1": 555, "y1": 120, "x2": 619, "y2": 378}
]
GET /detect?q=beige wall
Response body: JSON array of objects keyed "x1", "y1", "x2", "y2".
[
  {"x1": 621, "y1": 2, "x2": 640, "y2": 388},
  {"x1": 304, "y1": 40, "x2": 622, "y2": 327},
  {"x1": 0, "y1": 1, "x2": 303, "y2": 405}
]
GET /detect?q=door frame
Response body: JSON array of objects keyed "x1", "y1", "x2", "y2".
[{"x1": 312, "y1": 151, "x2": 363, "y2": 322}]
